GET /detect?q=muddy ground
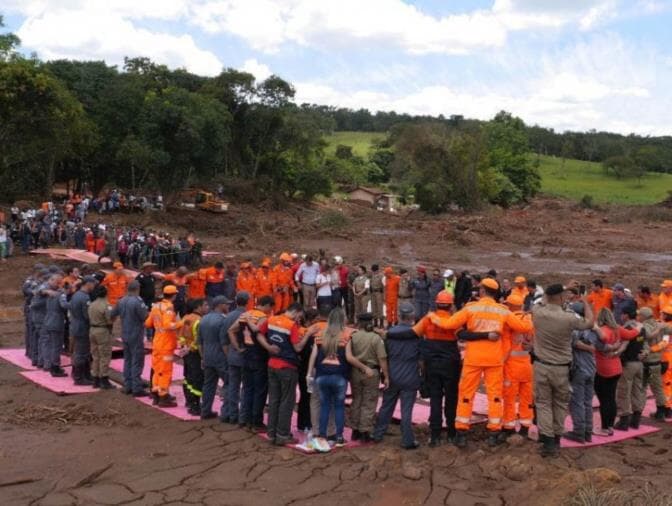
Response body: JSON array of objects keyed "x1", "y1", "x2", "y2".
[{"x1": 3, "y1": 197, "x2": 672, "y2": 506}]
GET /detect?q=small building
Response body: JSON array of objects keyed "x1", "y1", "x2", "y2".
[{"x1": 347, "y1": 186, "x2": 399, "y2": 212}]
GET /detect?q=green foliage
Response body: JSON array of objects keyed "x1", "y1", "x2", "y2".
[
  {"x1": 318, "y1": 210, "x2": 349, "y2": 229},
  {"x1": 602, "y1": 155, "x2": 644, "y2": 180},
  {"x1": 579, "y1": 194, "x2": 596, "y2": 209},
  {"x1": 0, "y1": 15, "x2": 20, "y2": 60}
]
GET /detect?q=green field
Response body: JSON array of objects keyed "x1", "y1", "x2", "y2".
[
  {"x1": 325, "y1": 131, "x2": 672, "y2": 205},
  {"x1": 537, "y1": 155, "x2": 672, "y2": 205},
  {"x1": 324, "y1": 131, "x2": 384, "y2": 158}
]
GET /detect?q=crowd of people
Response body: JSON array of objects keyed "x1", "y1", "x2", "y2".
[{"x1": 19, "y1": 251, "x2": 672, "y2": 457}]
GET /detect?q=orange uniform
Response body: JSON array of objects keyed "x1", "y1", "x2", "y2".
[
  {"x1": 85, "y1": 232, "x2": 95, "y2": 253},
  {"x1": 255, "y1": 268, "x2": 274, "y2": 301},
  {"x1": 510, "y1": 286, "x2": 527, "y2": 301},
  {"x1": 272, "y1": 263, "x2": 295, "y2": 313},
  {"x1": 659, "y1": 292, "x2": 672, "y2": 315},
  {"x1": 385, "y1": 272, "x2": 400, "y2": 325},
  {"x1": 587, "y1": 288, "x2": 613, "y2": 314},
  {"x1": 636, "y1": 293, "x2": 660, "y2": 319},
  {"x1": 434, "y1": 296, "x2": 533, "y2": 432},
  {"x1": 186, "y1": 269, "x2": 208, "y2": 300},
  {"x1": 502, "y1": 311, "x2": 534, "y2": 430},
  {"x1": 237, "y1": 269, "x2": 256, "y2": 310},
  {"x1": 146, "y1": 299, "x2": 183, "y2": 397},
  {"x1": 101, "y1": 272, "x2": 129, "y2": 306}
]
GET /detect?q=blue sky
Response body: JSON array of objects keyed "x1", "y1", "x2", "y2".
[{"x1": 3, "y1": 0, "x2": 672, "y2": 135}]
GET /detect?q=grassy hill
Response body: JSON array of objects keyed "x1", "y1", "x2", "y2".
[{"x1": 324, "y1": 131, "x2": 672, "y2": 205}]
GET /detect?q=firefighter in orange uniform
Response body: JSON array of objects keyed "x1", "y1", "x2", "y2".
[
  {"x1": 510, "y1": 276, "x2": 528, "y2": 301},
  {"x1": 384, "y1": 267, "x2": 400, "y2": 327},
  {"x1": 659, "y1": 280, "x2": 672, "y2": 315},
  {"x1": 501, "y1": 294, "x2": 535, "y2": 438},
  {"x1": 186, "y1": 267, "x2": 208, "y2": 301},
  {"x1": 432, "y1": 278, "x2": 533, "y2": 448},
  {"x1": 660, "y1": 305, "x2": 672, "y2": 418},
  {"x1": 273, "y1": 253, "x2": 295, "y2": 313},
  {"x1": 101, "y1": 262, "x2": 129, "y2": 306},
  {"x1": 237, "y1": 262, "x2": 256, "y2": 310},
  {"x1": 164, "y1": 266, "x2": 189, "y2": 316},
  {"x1": 255, "y1": 258, "x2": 275, "y2": 303},
  {"x1": 204, "y1": 262, "x2": 225, "y2": 302},
  {"x1": 146, "y1": 285, "x2": 184, "y2": 407}
]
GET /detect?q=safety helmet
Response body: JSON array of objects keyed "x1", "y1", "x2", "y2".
[{"x1": 435, "y1": 290, "x2": 454, "y2": 305}]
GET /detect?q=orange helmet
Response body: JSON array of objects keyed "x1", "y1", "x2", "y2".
[
  {"x1": 506, "y1": 294, "x2": 524, "y2": 306},
  {"x1": 279, "y1": 252, "x2": 291, "y2": 262},
  {"x1": 435, "y1": 290, "x2": 454, "y2": 305}
]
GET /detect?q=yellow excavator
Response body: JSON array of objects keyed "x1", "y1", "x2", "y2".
[{"x1": 179, "y1": 190, "x2": 229, "y2": 213}]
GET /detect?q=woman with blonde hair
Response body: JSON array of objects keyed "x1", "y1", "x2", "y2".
[
  {"x1": 594, "y1": 308, "x2": 639, "y2": 436},
  {"x1": 307, "y1": 307, "x2": 351, "y2": 446}
]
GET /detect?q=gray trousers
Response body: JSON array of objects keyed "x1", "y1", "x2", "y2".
[
  {"x1": 202, "y1": 363, "x2": 228, "y2": 417},
  {"x1": 72, "y1": 333, "x2": 91, "y2": 367},
  {"x1": 123, "y1": 337, "x2": 145, "y2": 393},
  {"x1": 301, "y1": 284, "x2": 316, "y2": 309},
  {"x1": 40, "y1": 329, "x2": 63, "y2": 370},
  {"x1": 644, "y1": 363, "x2": 666, "y2": 407},
  {"x1": 373, "y1": 385, "x2": 417, "y2": 447},
  {"x1": 227, "y1": 364, "x2": 244, "y2": 423},
  {"x1": 534, "y1": 362, "x2": 571, "y2": 438},
  {"x1": 30, "y1": 322, "x2": 42, "y2": 364},
  {"x1": 617, "y1": 361, "x2": 645, "y2": 416},
  {"x1": 267, "y1": 367, "x2": 298, "y2": 441},
  {"x1": 569, "y1": 369, "x2": 594, "y2": 435},
  {"x1": 24, "y1": 306, "x2": 32, "y2": 358}
]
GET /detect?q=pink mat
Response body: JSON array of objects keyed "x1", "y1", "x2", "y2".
[
  {"x1": 108, "y1": 357, "x2": 184, "y2": 382},
  {"x1": 0, "y1": 348, "x2": 71, "y2": 370},
  {"x1": 19, "y1": 370, "x2": 101, "y2": 395},
  {"x1": 133, "y1": 386, "x2": 223, "y2": 420}
]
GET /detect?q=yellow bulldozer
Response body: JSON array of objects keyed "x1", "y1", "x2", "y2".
[{"x1": 178, "y1": 190, "x2": 229, "y2": 213}]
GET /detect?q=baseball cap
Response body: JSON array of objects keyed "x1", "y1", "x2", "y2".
[
  {"x1": 358, "y1": 312, "x2": 373, "y2": 321},
  {"x1": 212, "y1": 295, "x2": 232, "y2": 307},
  {"x1": 399, "y1": 302, "x2": 415, "y2": 316},
  {"x1": 163, "y1": 285, "x2": 178, "y2": 295},
  {"x1": 82, "y1": 276, "x2": 97, "y2": 285},
  {"x1": 612, "y1": 283, "x2": 625, "y2": 291}
]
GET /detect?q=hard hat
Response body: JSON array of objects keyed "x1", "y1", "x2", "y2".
[
  {"x1": 435, "y1": 290, "x2": 454, "y2": 305},
  {"x1": 279, "y1": 252, "x2": 291, "y2": 262},
  {"x1": 163, "y1": 285, "x2": 178, "y2": 295},
  {"x1": 334, "y1": 255, "x2": 343, "y2": 264},
  {"x1": 290, "y1": 253, "x2": 299, "y2": 259},
  {"x1": 443, "y1": 269, "x2": 454, "y2": 278},
  {"x1": 514, "y1": 276, "x2": 526, "y2": 284},
  {"x1": 481, "y1": 278, "x2": 500, "y2": 291},
  {"x1": 506, "y1": 294, "x2": 524, "y2": 306}
]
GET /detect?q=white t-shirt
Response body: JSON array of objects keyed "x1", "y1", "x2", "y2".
[{"x1": 316, "y1": 273, "x2": 332, "y2": 297}]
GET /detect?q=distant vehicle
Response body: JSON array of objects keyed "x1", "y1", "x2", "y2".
[{"x1": 179, "y1": 190, "x2": 229, "y2": 213}]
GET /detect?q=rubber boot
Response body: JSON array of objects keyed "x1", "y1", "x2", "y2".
[
  {"x1": 351, "y1": 429, "x2": 361, "y2": 441},
  {"x1": 157, "y1": 395, "x2": 178, "y2": 408},
  {"x1": 652, "y1": 406, "x2": 665, "y2": 420},
  {"x1": 429, "y1": 430, "x2": 441, "y2": 447},
  {"x1": 630, "y1": 412, "x2": 641, "y2": 429},
  {"x1": 488, "y1": 431, "x2": 504, "y2": 447},
  {"x1": 92, "y1": 376, "x2": 101, "y2": 389},
  {"x1": 84, "y1": 364, "x2": 93, "y2": 382},
  {"x1": 454, "y1": 431, "x2": 468, "y2": 449},
  {"x1": 614, "y1": 415, "x2": 631, "y2": 431},
  {"x1": 50, "y1": 366, "x2": 67, "y2": 378},
  {"x1": 99, "y1": 377, "x2": 116, "y2": 390},
  {"x1": 539, "y1": 435, "x2": 558, "y2": 458}
]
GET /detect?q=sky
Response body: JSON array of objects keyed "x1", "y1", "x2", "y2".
[{"x1": 3, "y1": 0, "x2": 672, "y2": 135}]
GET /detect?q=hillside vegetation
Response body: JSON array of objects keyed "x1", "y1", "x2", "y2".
[{"x1": 325, "y1": 131, "x2": 672, "y2": 205}]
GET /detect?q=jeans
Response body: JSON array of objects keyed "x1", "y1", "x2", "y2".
[
  {"x1": 595, "y1": 374, "x2": 620, "y2": 429},
  {"x1": 316, "y1": 374, "x2": 347, "y2": 438},
  {"x1": 242, "y1": 363, "x2": 268, "y2": 427},
  {"x1": 202, "y1": 363, "x2": 228, "y2": 417},
  {"x1": 227, "y1": 364, "x2": 245, "y2": 424},
  {"x1": 123, "y1": 337, "x2": 146, "y2": 393},
  {"x1": 317, "y1": 295, "x2": 333, "y2": 313},
  {"x1": 569, "y1": 369, "x2": 594, "y2": 435},
  {"x1": 373, "y1": 385, "x2": 417, "y2": 447},
  {"x1": 267, "y1": 367, "x2": 298, "y2": 441}
]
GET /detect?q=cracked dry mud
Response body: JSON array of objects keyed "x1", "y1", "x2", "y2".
[{"x1": 3, "y1": 198, "x2": 672, "y2": 505}]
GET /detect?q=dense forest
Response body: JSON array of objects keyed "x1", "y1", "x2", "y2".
[{"x1": 1, "y1": 15, "x2": 666, "y2": 213}]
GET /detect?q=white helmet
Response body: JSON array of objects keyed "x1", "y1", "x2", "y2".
[
  {"x1": 334, "y1": 255, "x2": 343, "y2": 264},
  {"x1": 443, "y1": 269, "x2": 454, "y2": 278}
]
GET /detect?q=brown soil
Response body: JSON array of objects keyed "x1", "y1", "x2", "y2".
[{"x1": 2, "y1": 197, "x2": 672, "y2": 506}]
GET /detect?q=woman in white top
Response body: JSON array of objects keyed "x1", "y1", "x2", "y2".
[{"x1": 316, "y1": 260, "x2": 333, "y2": 312}]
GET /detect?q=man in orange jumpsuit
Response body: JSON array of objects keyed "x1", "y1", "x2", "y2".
[
  {"x1": 273, "y1": 253, "x2": 295, "y2": 314},
  {"x1": 432, "y1": 278, "x2": 534, "y2": 447},
  {"x1": 659, "y1": 305, "x2": 672, "y2": 418},
  {"x1": 146, "y1": 285, "x2": 183, "y2": 407},
  {"x1": 164, "y1": 266, "x2": 189, "y2": 316},
  {"x1": 659, "y1": 280, "x2": 672, "y2": 314},
  {"x1": 384, "y1": 267, "x2": 400, "y2": 327},
  {"x1": 237, "y1": 262, "x2": 256, "y2": 310},
  {"x1": 101, "y1": 262, "x2": 129, "y2": 306},
  {"x1": 255, "y1": 258, "x2": 274, "y2": 304},
  {"x1": 636, "y1": 286, "x2": 659, "y2": 319},
  {"x1": 587, "y1": 279, "x2": 612, "y2": 314},
  {"x1": 186, "y1": 267, "x2": 208, "y2": 301},
  {"x1": 501, "y1": 294, "x2": 535, "y2": 438},
  {"x1": 204, "y1": 262, "x2": 225, "y2": 303},
  {"x1": 510, "y1": 276, "x2": 527, "y2": 301}
]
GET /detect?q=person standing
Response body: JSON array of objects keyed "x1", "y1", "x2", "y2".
[
  {"x1": 236, "y1": 262, "x2": 256, "y2": 311},
  {"x1": 369, "y1": 264, "x2": 385, "y2": 328},
  {"x1": 255, "y1": 259, "x2": 275, "y2": 303},
  {"x1": 70, "y1": 276, "x2": 96, "y2": 386},
  {"x1": 146, "y1": 285, "x2": 183, "y2": 407},
  {"x1": 372, "y1": 303, "x2": 421, "y2": 449},
  {"x1": 111, "y1": 281, "x2": 149, "y2": 397},
  {"x1": 272, "y1": 254, "x2": 295, "y2": 314},
  {"x1": 222, "y1": 292, "x2": 250, "y2": 424},
  {"x1": 532, "y1": 284, "x2": 594, "y2": 457},
  {"x1": 347, "y1": 313, "x2": 388, "y2": 442},
  {"x1": 30, "y1": 269, "x2": 50, "y2": 368},
  {"x1": 198, "y1": 296, "x2": 231, "y2": 419},
  {"x1": 22, "y1": 265, "x2": 42, "y2": 363},
  {"x1": 636, "y1": 286, "x2": 659, "y2": 319},
  {"x1": 204, "y1": 261, "x2": 226, "y2": 303},
  {"x1": 587, "y1": 279, "x2": 613, "y2": 314},
  {"x1": 428, "y1": 269, "x2": 444, "y2": 312},
  {"x1": 40, "y1": 274, "x2": 69, "y2": 377},
  {"x1": 352, "y1": 266, "x2": 370, "y2": 319},
  {"x1": 256, "y1": 303, "x2": 310, "y2": 445},
  {"x1": 384, "y1": 267, "x2": 400, "y2": 328},
  {"x1": 178, "y1": 298, "x2": 207, "y2": 416},
  {"x1": 414, "y1": 291, "x2": 462, "y2": 446},
  {"x1": 315, "y1": 262, "x2": 333, "y2": 312},
  {"x1": 88, "y1": 286, "x2": 115, "y2": 389},
  {"x1": 639, "y1": 307, "x2": 668, "y2": 420},
  {"x1": 614, "y1": 305, "x2": 646, "y2": 430},
  {"x1": 101, "y1": 262, "x2": 129, "y2": 307},
  {"x1": 412, "y1": 266, "x2": 431, "y2": 321},
  {"x1": 295, "y1": 256, "x2": 320, "y2": 310},
  {"x1": 331, "y1": 256, "x2": 349, "y2": 309}
]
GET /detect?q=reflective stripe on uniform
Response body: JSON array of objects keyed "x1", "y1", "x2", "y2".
[
  {"x1": 183, "y1": 379, "x2": 202, "y2": 397},
  {"x1": 503, "y1": 422, "x2": 516, "y2": 429},
  {"x1": 467, "y1": 305, "x2": 509, "y2": 316},
  {"x1": 519, "y1": 418, "x2": 532, "y2": 425},
  {"x1": 455, "y1": 416, "x2": 471, "y2": 424},
  {"x1": 489, "y1": 417, "x2": 501, "y2": 424}
]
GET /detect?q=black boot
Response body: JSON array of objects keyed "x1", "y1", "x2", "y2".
[
  {"x1": 74, "y1": 365, "x2": 93, "y2": 386},
  {"x1": 652, "y1": 406, "x2": 665, "y2": 420},
  {"x1": 614, "y1": 415, "x2": 631, "y2": 431},
  {"x1": 92, "y1": 376, "x2": 101, "y2": 389},
  {"x1": 157, "y1": 395, "x2": 178, "y2": 408},
  {"x1": 518, "y1": 426, "x2": 529, "y2": 438},
  {"x1": 351, "y1": 429, "x2": 361, "y2": 441},
  {"x1": 99, "y1": 377, "x2": 116, "y2": 390},
  {"x1": 454, "y1": 431, "x2": 467, "y2": 448},
  {"x1": 630, "y1": 412, "x2": 641, "y2": 429},
  {"x1": 84, "y1": 365, "x2": 93, "y2": 382},
  {"x1": 665, "y1": 407, "x2": 672, "y2": 419},
  {"x1": 151, "y1": 392, "x2": 160, "y2": 405},
  {"x1": 429, "y1": 431, "x2": 441, "y2": 447},
  {"x1": 562, "y1": 431, "x2": 585, "y2": 444},
  {"x1": 360, "y1": 432, "x2": 372, "y2": 443},
  {"x1": 50, "y1": 366, "x2": 67, "y2": 378},
  {"x1": 539, "y1": 435, "x2": 559, "y2": 458}
]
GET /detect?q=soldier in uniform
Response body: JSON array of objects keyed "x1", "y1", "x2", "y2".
[
  {"x1": 412, "y1": 266, "x2": 431, "y2": 321},
  {"x1": 22, "y1": 264, "x2": 43, "y2": 364},
  {"x1": 369, "y1": 264, "x2": 385, "y2": 328},
  {"x1": 88, "y1": 286, "x2": 116, "y2": 389},
  {"x1": 40, "y1": 273, "x2": 69, "y2": 377},
  {"x1": 352, "y1": 265, "x2": 370, "y2": 319},
  {"x1": 70, "y1": 276, "x2": 97, "y2": 385},
  {"x1": 29, "y1": 269, "x2": 50, "y2": 368},
  {"x1": 347, "y1": 313, "x2": 388, "y2": 442}
]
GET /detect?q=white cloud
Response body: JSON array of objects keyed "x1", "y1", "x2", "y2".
[
  {"x1": 7, "y1": 0, "x2": 222, "y2": 76},
  {"x1": 241, "y1": 58, "x2": 272, "y2": 81}
]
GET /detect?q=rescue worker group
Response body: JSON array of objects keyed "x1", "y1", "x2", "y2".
[{"x1": 21, "y1": 252, "x2": 672, "y2": 458}]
